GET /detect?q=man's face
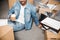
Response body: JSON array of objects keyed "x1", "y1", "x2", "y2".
[{"x1": 20, "y1": 0, "x2": 27, "y2": 6}]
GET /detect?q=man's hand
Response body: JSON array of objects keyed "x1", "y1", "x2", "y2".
[
  {"x1": 10, "y1": 17, "x2": 16, "y2": 21},
  {"x1": 10, "y1": 14, "x2": 16, "y2": 21},
  {"x1": 38, "y1": 24, "x2": 43, "y2": 28}
]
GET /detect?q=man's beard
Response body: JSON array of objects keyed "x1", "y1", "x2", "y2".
[{"x1": 20, "y1": 1, "x2": 26, "y2": 6}]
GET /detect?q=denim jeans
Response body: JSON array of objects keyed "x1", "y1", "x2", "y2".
[{"x1": 8, "y1": 21, "x2": 25, "y2": 32}]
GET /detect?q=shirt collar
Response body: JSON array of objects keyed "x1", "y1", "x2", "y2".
[{"x1": 21, "y1": 4, "x2": 26, "y2": 8}]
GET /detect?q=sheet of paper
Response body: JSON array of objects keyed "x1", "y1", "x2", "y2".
[
  {"x1": 41, "y1": 17, "x2": 60, "y2": 30},
  {"x1": 47, "y1": 4, "x2": 56, "y2": 10},
  {"x1": 39, "y1": 2, "x2": 48, "y2": 8},
  {"x1": 0, "y1": 19, "x2": 8, "y2": 26}
]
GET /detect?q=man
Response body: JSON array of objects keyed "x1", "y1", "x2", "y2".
[{"x1": 8, "y1": 0, "x2": 39, "y2": 32}]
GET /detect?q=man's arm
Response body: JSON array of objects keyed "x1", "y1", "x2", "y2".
[
  {"x1": 8, "y1": 3, "x2": 16, "y2": 21},
  {"x1": 8, "y1": 7, "x2": 14, "y2": 18},
  {"x1": 31, "y1": 5, "x2": 39, "y2": 26}
]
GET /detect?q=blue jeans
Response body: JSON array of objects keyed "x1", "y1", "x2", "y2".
[{"x1": 8, "y1": 21, "x2": 25, "y2": 32}]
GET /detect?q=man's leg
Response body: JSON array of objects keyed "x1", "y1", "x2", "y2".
[{"x1": 8, "y1": 21, "x2": 25, "y2": 32}]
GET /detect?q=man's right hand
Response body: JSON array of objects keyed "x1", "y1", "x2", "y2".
[
  {"x1": 10, "y1": 17, "x2": 16, "y2": 21},
  {"x1": 10, "y1": 14, "x2": 16, "y2": 21}
]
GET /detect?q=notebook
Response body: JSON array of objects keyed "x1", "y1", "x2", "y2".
[{"x1": 41, "y1": 17, "x2": 60, "y2": 30}]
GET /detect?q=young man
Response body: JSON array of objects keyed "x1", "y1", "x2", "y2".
[{"x1": 8, "y1": 0, "x2": 39, "y2": 32}]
